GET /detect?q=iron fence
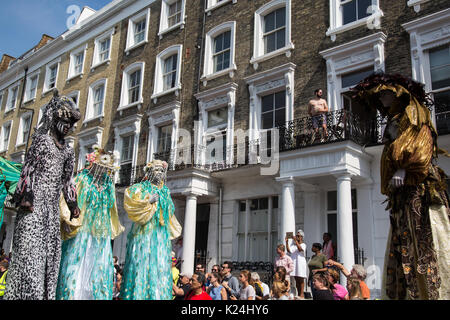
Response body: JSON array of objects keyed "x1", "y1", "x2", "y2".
[
  {"x1": 436, "y1": 103, "x2": 450, "y2": 136},
  {"x1": 277, "y1": 109, "x2": 384, "y2": 152}
]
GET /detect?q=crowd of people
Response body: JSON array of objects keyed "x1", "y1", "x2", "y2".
[
  {"x1": 166, "y1": 230, "x2": 371, "y2": 301},
  {"x1": 1, "y1": 230, "x2": 372, "y2": 301},
  {"x1": 0, "y1": 249, "x2": 11, "y2": 300}
]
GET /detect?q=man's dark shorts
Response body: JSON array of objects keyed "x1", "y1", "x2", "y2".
[{"x1": 312, "y1": 114, "x2": 327, "y2": 129}]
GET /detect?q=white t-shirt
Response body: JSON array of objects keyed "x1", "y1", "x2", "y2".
[
  {"x1": 261, "y1": 282, "x2": 270, "y2": 297},
  {"x1": 288, "y1": 240, "x2": 307, "y2": 278},
  {"x1": 239, "y1": 285, "x2": 256, "y2": 300}
]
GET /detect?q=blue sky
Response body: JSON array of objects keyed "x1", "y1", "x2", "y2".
[{"x1": 0, "y1": 0, "x2": 113, "y2": 58}]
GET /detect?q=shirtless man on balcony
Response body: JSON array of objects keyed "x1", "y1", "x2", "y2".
[{"x1": 308, "y1": 89, "x2": 329, "y2": 141}]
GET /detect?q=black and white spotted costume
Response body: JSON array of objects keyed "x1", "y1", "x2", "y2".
[{"x1": 5, "y1": 92, "x2": 80, "y2": 300}]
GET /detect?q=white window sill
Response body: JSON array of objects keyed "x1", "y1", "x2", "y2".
[
  {"x1": 201, "y1": 65, "x2": 237, "y2": 86},
  {"x1": 42, "y1": 88, "x2": 57, "y2": 97},
  {"x1": 326, "y1": 12, "x2": 384, "y2": 42},
  {"x1": 407, "y1": 0, "x2": 429, "y2": 12},
  {"x1": 151, "y1": 85, "x2": 181, "y2": 103},
  {"x1": 23, "y1": 98, "x2": 35, "y2": 105},
  {"x1": 15, "y1": 142, "x2": 26, "y2": 148},
  {"x1": 0, "y1": 149, "x2": 7, "y2": 154},
  {"x1": 125, "y1": 40, "x2": 148, "y2": 55},
  {"x1": 66, "y1": 73, "x2": 84, "y2": 82},
  {"x1": 158, "y1": 22, "x2": 185, "y2": 39},
  {"x1": 206, "y1": 0, "x2": 236, "y2": 15},
  {"x1": 82, "y1": 114, "x2": 105, "y2": 126},
  {"x1": 250, "y1": 43, "x2": 295, "y2": 70},
  {"x1": 91, "y1": 59, "x2": 111, "y2": 72},
  {"x1": 4, "y1": 107, "x2": 16, "y2": 114},
  {"x1": 117, "y1": 100, "x2": 143, "y2": 112}
]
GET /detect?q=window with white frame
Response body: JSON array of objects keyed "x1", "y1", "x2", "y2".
[
  {"x1": 163, "y1": 54, "x2": 178, "y2": 91},
  {"x1": 327, "y1": 0, "x2": 382, "y2": 41},
  {"x1": 92, "y1": 29, "x2": 114, "y2": 68},
  {"x1": 429, "y1": 45, "x2": 450, "y2": 106},
  {"x1": 158, "y1": 0, "x2": 186, "y2": 38},
  {"x1": 68, "y1": 45, "x2": 87, "y2": 79},
  {"x1": 251, "y1": 0, "x2": 294, "y2": 69},
  {"x1": 43, "y1": 60, "x2": 60, "y2": 93},
  {"x1": 237, "y1": 197, "x2": 279, "y2": 262},
  {"x1": 156, "y1": 124, "x2": 172, "y2": 157},
  {"x1": 245, "y1": 63, "x2": 295, "y2": 143},
  {"x1": 119, "y1": 62, "x2": 145, "y2": 110},
  {"x1": 202, "y1": 22, "x2": 237, "y2": 83},
  {"x1": 206, "y1": 0, "x2": 236, "y2": 14},
  {"x1": 327, "y1": 189, "x2": 359, "y2": 252},
  {"x1": 17, "y1": 113, "x2": 32, "y2": 146},
  {"x1": 126, "y1": 9, "x2": 150, "y2": 53},
  {"x1": 341, "y1": 0, "x2": 372, "y2": 25},
  {"x1": 205, "y1": 107, "x2": 229, "y2": 164},
  {"x1": 0, "y1": 121, "x2": 12, "y2": 152},
  {"x1": 85, "y1": 79, "x2": 107, "y2": 121},
  {"x1": 152, "y1": 45, "x2": 183, "y2": 101},
  {"x1": 195, "y1": 82, "x2": 237, "y2": 166},
  {"x1": 147, "y1": 102, "x2": 180, "y2": 164},
  {"x1": 67, "y1": 91, "x2": 80, "y2": 108},
  {"x1": 121, "y1": 134, "x2": 135, "y2": 163},
  {"x1": 261, "y1": 91, "x2": 286, "y2": 129},
  {"x1": 264, "y1": 7, "x2": 286, "y2": 54},
  {"x1": 25, "y1": 73, "x2": 39, "y2": 102},
  {"x1": 6, "y1": 85, "x2": 19, "y2": 111},
  {"x1": 0, "y1": 92, "x2": 4, "y2": 111}
]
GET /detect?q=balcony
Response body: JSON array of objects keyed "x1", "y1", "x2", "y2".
[
  {"x1": 116, "y1": 163, "x2": 146, "y2": 187},
  {"x1": 153, "y1": 150, "x2": 172, "y2": 163},
  {"x1": 436, "y1": 103, "x2": 450, "y2": 136},
  {"x1": 277, "y1": 109, "x2": 384, "y2": 152}
]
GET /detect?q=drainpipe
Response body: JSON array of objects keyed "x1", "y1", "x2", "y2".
[
  {"x1": 18, "y1": 66, "x2": 34, "y2": 153},
  {"x1": 218, "y1": 185, "x2": 223, "y2": 265}
]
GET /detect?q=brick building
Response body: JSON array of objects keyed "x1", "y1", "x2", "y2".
[{"x1": 0, "y1": 0, "x2": 449, "y2": 298}]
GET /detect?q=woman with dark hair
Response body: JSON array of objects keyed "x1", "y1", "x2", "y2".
[
  {"x1": 311, "y1": 273, "x2": 334, "y2": 300},
  {"x1": 308, "y1": 243, "x2": 328, "y2": 298},
  {"x1": 353, "y1": 73, "x2": 450, "y2": 300}
]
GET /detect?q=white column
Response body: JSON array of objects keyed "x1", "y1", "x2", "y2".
[
  {"x1": 303, "y1": 189, "x2": 321, "y2": 257},
  {"x1": 267, "y1": 196, "x2": 273, "y2": 262},
  {"x1": 181, "y1": 193, "x2": 198, "y2": 275},
  {"x1": 336, "y1": 174, "x2": 355, "y2": 287},
  {"x1": 3, "y1": 210, "x2": 16, "y2": 254},
  {"x1": 278, "y1": 177, "x2": 296, "y2": 244}
]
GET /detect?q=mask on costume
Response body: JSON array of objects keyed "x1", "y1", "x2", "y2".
[
  {"x1": 85, "y1": 145, "x2": 120, "y2": 190},
  {"x1": 35, "y1": 89, "x2": 81, "y2": 138},
  {"x1": 143, "y1": 160, "x2": 168, "y2": 186}
]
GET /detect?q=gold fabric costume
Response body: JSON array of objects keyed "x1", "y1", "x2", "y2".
[
  {"x1": 60, "y1": 176, "x2": 124, "y2": 240},
  {"x1": 358, "y1": 83, "x2": 450, "y2": 300}
]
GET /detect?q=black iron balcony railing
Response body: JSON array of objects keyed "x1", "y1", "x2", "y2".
[
  {"x1": 436, "y1": 103, "x2": 450, "y2": 136},
  {"x1": 153, "y1": 150, "x2": 172, "y2": 163},
  {"x1": 277, "y1": 109, "x2": 384, "y2": 152},
  {"x1": 116, "y1": 163, "x2": 146, "y2": 187}
]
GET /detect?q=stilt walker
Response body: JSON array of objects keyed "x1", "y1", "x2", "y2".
[
  {"x1": 120, "y1": 160, "x2": 182, "y2": 300},
  {"x1": 353, "y1": 73, "x2": 450, "y2": 300},
  {"x1": 5, "y1": 90, "x2": 81, "y2": 300},
  {"x1": 56, "y1": 146, "x2": 124, "y2": 300}
]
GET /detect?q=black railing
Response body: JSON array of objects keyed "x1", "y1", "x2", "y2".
[
  {"x1": 436, "y1": 103, "x2": 450, "y2": 136},
  {"x1": 354, "y1": 247, "x2": 366, "y2": 265},
  {"x1": 231, "y1": 261, "x2": 275, "y2": 286},
  {"x1": 153, "y1": 150, "x2": 172, "y2": 163},
  {"x1": 277, "y1": 110, "x2": 384, "y2": 152},
  {"x1": 116, "y1": 163, "x2": 146, "y2": 187}
]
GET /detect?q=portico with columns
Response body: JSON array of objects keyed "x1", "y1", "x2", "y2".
[{"x1": 278, "y1": 140, "x2": 373, "y2": 287}]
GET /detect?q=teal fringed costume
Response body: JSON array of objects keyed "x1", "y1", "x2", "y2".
[
  {"x1": 0, "y1": 157, "x2": 22, "y2": 229},
  {"x1": 120, "y1": 166, "x2": 182, "y2": 300},
  {"x1": 56, "y1": 169, "x2": 124, "y2": 300}
]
